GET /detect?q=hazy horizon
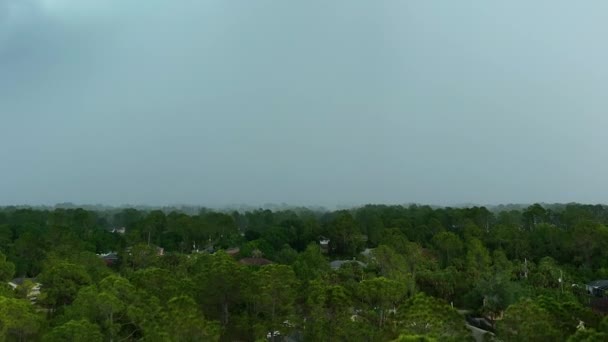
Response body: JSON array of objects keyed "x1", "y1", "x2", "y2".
[{"x1": 2, "y1": 1, "x2": 607, "y2": 207}]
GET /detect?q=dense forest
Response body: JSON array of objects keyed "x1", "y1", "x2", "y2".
[{"x1": 2, "y1": 203, "x2": 608, "y2": 341}]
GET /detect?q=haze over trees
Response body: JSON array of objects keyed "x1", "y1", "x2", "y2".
[{"x1": 1, "y1": 203, "x2": 608, "y2": 340}]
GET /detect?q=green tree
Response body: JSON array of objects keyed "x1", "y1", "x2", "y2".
[
  {"x1": 357, "y1": 277, "x2": 407, "y2": 331},
  {"x1": 567, "y1": 329, "x2": 608, "y2": 342},
  {"x1": 466, "y1": 238, "x2": 491, "y2": 282},
  {"x1": 130, "y1": 267, "x2": 180, "y2": 304},
  {"x1": 68, "y1": 283, "x2": 127, "y2": 340},
  {"x1": 530, "y1": 257, "x2": 567, "y2": 290},
  {"x1": 0, "y1": 296, "x2": 43, "y2": 341},
  {"x1": 396, "y1": 293, "x2": 472, "y2": 341},
  {"x1": 432, "y1": 232, "x2": 463, "y2": 268},
  {"x1": 38, "y1": 261, "x2": 92, "y2": 310},
  {"x1": 162, "y1": 296, "x2": 220, "y2": 342},
  {"x1": 42, "y1": 319, "x2": 103, "y2": 342},
  {"x1": 67, "y1": 275, "x2": 165, "y2": 341},
  {"x1": 326, "y1": 211, "x2": 364, "y2": 256},
  {"x1": 569, "y1": 222, "x2": 608, "y2": 268},
  {"x1": 536, "y1": 295, "x2": 599, "y2": 337},
  {"x1": 293, "y1": 243, "x2": 330, "y2": 282},
  {"x1": 250, "y1": 264, "x2": 298, "y2": 341},
  {"x1": 195, "y1": 252, "x2": 244, "y2": 327},
  {"x1": 0, "y1": 252, "x2": 15, "y2": 282},
  {"x1": 372, "y1": 245, "x2": 412, "y2": 282},
  {"x1": 393, "y1": 335, "x2": 438, "y2": 342},
  {"x1": 303, "y1": 280, "x2": 353, "y2": 341},
  {"x1": 497, "y1": 298, "x2": 561, "y2": 342}
]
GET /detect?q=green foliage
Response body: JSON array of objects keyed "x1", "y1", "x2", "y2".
[
  {"x1": 357, "y1": 277, "x2": 408, "y2": 329},
  {"x1": 303, "y1": 280, "x2": 353, "y2": 341},
  {"x1": 567, "y1": 328, "x2": 608, "y2": 342},
  {"x1": 393, "y1": 335, "x2": 438, "y2": 342},
  {"x1": 1, "y1": 204, "x2": 608, "y2": 341},
  {"x1": 466, "y1": 238, "x2": 491, "y2": 281},
  {"x1": 432, "y1": 231, "x2": 463, "y2": 267},
  {"x1": 397, "y1": 293, "x2": 472, "y2": 341},
  {"x1": 43, "y1": 319, "x2": 103, "y2": 342},
  {"x1": 130, "y1": 267, "x2": 180, "y2": 304},
  {"x1": 293, "y1": 243, "x2": 329, "y2": 282},
  {"x1": 194, "y1": 252, "x2": 245, "y2": 327},
  {"x1": 249, "y1": 264, "x2": 298, "y2": 340},
  {"x1": 464, "y1": 273, "x2": 526, "y2": 318},
  {"x1": 0, "y1": 252, "x2": 15, "y2": 282},
  {"x1": 163, "y1": 296, "x2": 220, "y2": 341},
  {"x1": 536, "y1": 294, "x2": 600, "y2": 337},
  {"x1": 327, "y1": 211, "x2": 365, "y2": 256},
  {"x1": 0, "y1": 296, "x2": 43, "y2": 341},
  {"x1": 497, "y1": 298, "x2": 561, "y2": 342},
  {"x1": 38, "y1": 261, "x2": 92, "y2": 308}
]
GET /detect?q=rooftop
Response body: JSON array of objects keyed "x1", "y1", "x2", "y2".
[{"x1": 588, "y1": 280, "x2": 608, "y2": 290}]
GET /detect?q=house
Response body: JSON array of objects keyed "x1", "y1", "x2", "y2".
[
  {"x1": 8, "y1": 278, "x2": 41, "y2": 303},
  {"x1": 329, "y1": 259, "x2": 367, "y2": 270},
  {"x1": 586, "y1": 280, "x2": 608, "y2": 297},
  {"x1": 97, "y1": 252, "x2": 119, "y2": 266},
  {"x1": 319, "y1": 237, "x2": 330, "y2": 254},
  {"x1": 585, "y1": 280, "x2": 608, "y2": 313},
  {"x1": 111, "y1": 227, "x2": 126, "y2": 234}
]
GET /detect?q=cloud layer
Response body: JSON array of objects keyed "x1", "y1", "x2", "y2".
[{"x1": 1, "y1": 1, "x2": 608, "y2": 207}]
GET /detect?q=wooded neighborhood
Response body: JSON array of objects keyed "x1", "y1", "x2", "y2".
[{"x1": 1, "y1": 203, "x2": 608, "y2": 341}]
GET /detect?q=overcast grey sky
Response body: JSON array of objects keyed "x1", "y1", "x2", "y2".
[{"x1": 1, "y1": 1, "x2": 607, "y2": 207}]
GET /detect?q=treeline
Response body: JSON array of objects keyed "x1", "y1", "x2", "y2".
[{"x1": 1, "y1": 203, "x2": 608, "y2": 340}]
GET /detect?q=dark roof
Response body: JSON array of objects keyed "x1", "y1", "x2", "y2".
[
  {"x1": 588, "y1": 280, "x2": 608, "y2": 290},
  {"x1": 99, "y1": 252, "x2": 119, "y2": 260},
  {"x1": 239, "y1": 257, "x2": 272, "y2": 266}
]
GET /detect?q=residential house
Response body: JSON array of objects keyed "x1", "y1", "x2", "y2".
[
  {"x1": 97, "y1": 252, "x2": 119, "y2": 266},
  {"x1": 586, "y1": 280, "x2": 608, "y2": 297},
  {"x1": 586, "y1": 280, "x2": 608, "y2": 313},
  {"x1": 8, "y1": 278, "x2": 41, "y2": 303},
  {"x1": 111, "y1": 227, "x2": 126, "y2": 234},
  {"x1": 319, "y1": 237, "x2": 330, "y2": 254}
]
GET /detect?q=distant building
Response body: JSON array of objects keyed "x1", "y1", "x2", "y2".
[
  {"x1": 97, "y1": 252, "x2": 119, "y2": 265},
  {"x1": 319, "y1": 237, "x2": 330, "y2": 254},
  {"x1": 587, "y1": 280, "x2": 608, "y2": 297},
  {"x1": 111, "y1": 227, "x2": 126, "y2": 234},
  {"x1": 8, "y1": 278, "x2": 41, "y2": 303},
  {"x1": 585, "y1": 280, "x2": 608, "y2": 313}
]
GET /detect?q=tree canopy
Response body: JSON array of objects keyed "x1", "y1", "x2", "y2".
[{"x1": 0, "y1": 203, "x2": 607, "y2": 340}]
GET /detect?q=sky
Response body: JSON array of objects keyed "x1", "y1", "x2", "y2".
[{"x1": 1, "y1": 1, "x2": 608, "y2": 208}]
